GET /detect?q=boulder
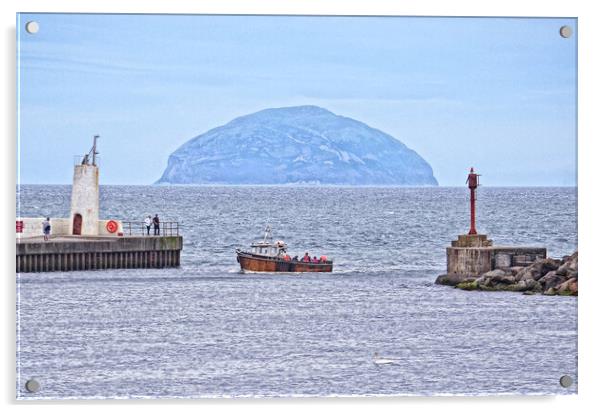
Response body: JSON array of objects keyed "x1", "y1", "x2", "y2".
[
  {"x1": 530, "y1": 258, "x2": 562, "y2": 280},
  {"x1": 514, "y1": 280, "x2": 528, "y2": 292},
  {"x1": 539, "y1": 271, "x2": 566, "y2": 292},
  {"x1": 509, "y1": 266, "x2": 525, "y2": 276},
  {"x1": 525, "y1": 278, "x2": 542, "y2": 292},
  {"x1": 485, "y1": 269, "x2": 516, "y2": 285},
  {"x1": 556, "y1": 279, "x2": 573, "y2": 294},
  {"x1": 556, "y1": 278, "x2": 578, "y2": 296},
  {"x1": 476, "y1": 276, "x2": 492, "y2": 288},
  {"x1": 538, "y1": 270, "x2": 556, "y2": 283},
  {"x1": 556, "y1": 262, "x2": 571, "y2": 276},
  {"x1": 508, "y1": 278, "x2": 541, "y2": 293},
  {"x1": 456, "y1": 280, "x2": 479, "y2": 291},
  {"x1": 542, "y1": 258, "x2": 563, "y2": 272},
  {"x1": 515, "y1": 267, "x2": 535, "y2": 282},
  {"x1": 532, "y1": 270, "x2": 546, "y2": 282},
  {"x1": 436, "y1": 273, "x2": 476, "y2": 286},
  {"x1": 482, "y1": 269, "x2": 507, "y2": 279},
  {"x1": 569, "y1": 279, "x2": 578, "y2": 295}
]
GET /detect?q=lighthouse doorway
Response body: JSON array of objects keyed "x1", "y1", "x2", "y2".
[{"x1": 73, "y1": 213, "x2": 83, "y2": 235}]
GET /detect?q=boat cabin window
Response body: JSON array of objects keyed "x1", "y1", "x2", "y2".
[{"x1": 251, "y1": 245, "x2": 279, "y2": 255}]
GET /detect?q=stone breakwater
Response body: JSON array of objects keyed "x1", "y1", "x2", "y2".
[{"x1": 436, "y1": 251, "x2": 578, "y2": 296}]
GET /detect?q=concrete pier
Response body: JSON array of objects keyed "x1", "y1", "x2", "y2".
[
  {"x1": 445, "y1": 234, "x2": 546, "y2": 277},
  {"x1": 436, "y1": 169, "x2": 552, "y2": 292},
  {"x1": 16, "y1": 236, "x2": 183, "y2": 273}
]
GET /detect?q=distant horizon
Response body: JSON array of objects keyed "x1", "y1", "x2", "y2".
[
  {"x1": 18, "y1": 14, "x2": 577, "y2": 186},
  {"x1": 16, "y1": 182, "x2": 578, "y2": 188}
]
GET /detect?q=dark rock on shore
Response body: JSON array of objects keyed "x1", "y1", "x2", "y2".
[
  {"x1": 434, "y1": 273, "x2": 476, "y2": 286},
  {"x1": 436, "y1": 251, "x2": 577, "y2": 296}
]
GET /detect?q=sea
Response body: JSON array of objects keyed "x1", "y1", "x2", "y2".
[{"x1": 16, "y1": 185, "x2": 578, "y2": 398}]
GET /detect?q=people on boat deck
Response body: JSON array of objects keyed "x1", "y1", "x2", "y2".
[{"x1": 277, "y1": 252, "x2": 328, "y2": 263}]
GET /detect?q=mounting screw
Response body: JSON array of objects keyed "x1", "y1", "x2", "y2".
[
  {"x1": 25, "y1": 378, "x2": 40, "y2": 393},
  {"x1": 25, "y1": 21, "x2": 39, "y2": 34},
  {"x1": 559, "y1": 375, "x2": 573, "y2": 388},
  {"x1": 559, "y1": 25, "x2": 572, "y2": 38}
]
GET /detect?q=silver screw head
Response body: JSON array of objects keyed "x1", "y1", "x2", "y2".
[
  {"x1": 25, "y1": 378, "x2": 40, "y2": 393},
  {"x1": 559, "y1": 375, "x2": 573, "y2": 388},
  {"x1": 25, "y1": 21, "x2": 39, "y2": 34},
  {"x1": 559, "y1": 25, "x2": 572, "y2": 38}
]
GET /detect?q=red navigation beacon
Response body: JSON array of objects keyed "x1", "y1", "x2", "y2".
[{"x1": 465, "y1": 167, "x2": 481, "y2": 235}]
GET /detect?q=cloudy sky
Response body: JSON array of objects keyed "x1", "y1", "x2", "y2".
[{"x1": 18, "y1": 14, "x2": 576, "y2": 186}]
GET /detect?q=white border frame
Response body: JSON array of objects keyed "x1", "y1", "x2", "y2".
[{"x1": 3, "y1": 1, "x2": 600, "y2": 411}]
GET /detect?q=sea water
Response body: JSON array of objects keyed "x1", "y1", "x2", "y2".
[{"x1": 16, "y1": 186, "x2": 578, "y2": 398}]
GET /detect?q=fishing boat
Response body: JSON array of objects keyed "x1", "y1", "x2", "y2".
[{"x1": 236, "y1": 226, "x2": 333, "y2": 273}]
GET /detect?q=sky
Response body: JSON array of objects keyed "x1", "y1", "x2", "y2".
[{"x1": 17, "y1": 14, "x2": 577, "y2": 186}]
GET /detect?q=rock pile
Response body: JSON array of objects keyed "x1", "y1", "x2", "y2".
[{"x1": 435, "y1": 251, "x2": 578, "y2": 296}]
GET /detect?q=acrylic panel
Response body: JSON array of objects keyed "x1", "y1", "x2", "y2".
[{"x1": 16, "y1": 13, "x2": 577, "y2": 399}]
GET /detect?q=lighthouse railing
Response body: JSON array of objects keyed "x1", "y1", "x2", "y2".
[{"x1": 121, "y1": 221, "x2": 180, "y2": 237}]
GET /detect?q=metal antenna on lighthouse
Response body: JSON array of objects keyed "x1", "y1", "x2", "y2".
[
  {"x1": 92, "y1": 135, "x2": 100, "y2": 166},
  {"x1": 466, "y1": 167, "x2": 481, "y2": 235}
]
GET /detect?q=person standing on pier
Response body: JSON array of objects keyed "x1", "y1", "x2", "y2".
[
  {"x1": 153, "y1": 214, "x2": 160, "y2": 236},
  {"x1": 144, "y1": 215, "x2": 152, "y2": 235},
  {"x1": 42, "y1": 217, "x2": 51, "y2": 241}
]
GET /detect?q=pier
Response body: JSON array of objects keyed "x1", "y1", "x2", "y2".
[
  {"x1": 445, "y1": 168, "x2": 547, "y2": 277},
  {"x1": 16, "y1": 233, "x2": 182, "y2": 273},
  {"x1": 446, "y1": 234, "x2": 546, "y2": 277},
  {"x1": 16, "y1": 137, "x2": 184, "y2": 273},
  {"x1": 434, "y1": 167, "x2": 569, "y2": 294}
]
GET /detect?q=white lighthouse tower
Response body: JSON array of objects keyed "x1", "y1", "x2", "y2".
[{"x1": 70, "y1": 135, "x2": 100, "y2": 236}]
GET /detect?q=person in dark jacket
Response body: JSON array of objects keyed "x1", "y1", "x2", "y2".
[
  {"x1": 152, "y1": 214, "x2": 160, "y2": 235},
  {"x1": 42, "y1": 217, "x2": 51, "y2": 241}
]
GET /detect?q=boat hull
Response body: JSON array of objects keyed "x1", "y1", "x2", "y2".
[{"x1": 236, "y1": 251, "x2": 333, "y2": 273}]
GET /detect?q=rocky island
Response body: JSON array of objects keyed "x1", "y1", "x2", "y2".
[
  {"x1": 156, "y1": 105, "x2": 438, "y2": 186},
  {"x1": 436, "y1": 251, "x2": 578, "y2": 296}
]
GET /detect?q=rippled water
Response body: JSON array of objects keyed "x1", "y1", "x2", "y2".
[{"x1": 16, "y1": 185, "x2": 577, "y2": 398}]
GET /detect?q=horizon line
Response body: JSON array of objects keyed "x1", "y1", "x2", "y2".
[{"x1": 16, "y1": 183, "x2": 578, "y2": 188}]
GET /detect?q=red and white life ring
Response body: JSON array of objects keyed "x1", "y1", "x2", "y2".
[{"x1": 106, "y1": 220, "x2": 119, "y2": 233}]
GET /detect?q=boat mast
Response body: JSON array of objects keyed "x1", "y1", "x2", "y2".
[{"x1": 263, "y1": 224, "x2": 272, "y2": 243}]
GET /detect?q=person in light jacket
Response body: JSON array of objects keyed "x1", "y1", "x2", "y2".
[{"x1": 144, "y1": 215, "x2": 152, "y2": 235}]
